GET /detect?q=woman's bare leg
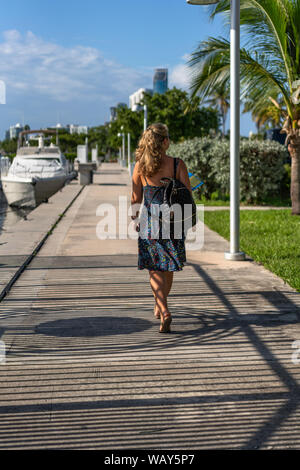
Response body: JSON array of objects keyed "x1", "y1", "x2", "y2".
[
  {"x1": 165, "y1": 271, "x2": 174, "y2": 296},
  {"x1": 149, "y1": 271, "x2": 169, "y2": 316},
  {"x1": 151, "y1": 271, "x2": 174, "y2": 317}
]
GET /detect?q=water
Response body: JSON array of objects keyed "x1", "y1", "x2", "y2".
[{"x1": 0, "y1": 189, "x2": 31, "y2": 235}]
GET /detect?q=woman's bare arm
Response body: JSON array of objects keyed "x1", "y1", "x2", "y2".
[{"x1": 131, "y1": 161, "x2": 143, "y2": 218}]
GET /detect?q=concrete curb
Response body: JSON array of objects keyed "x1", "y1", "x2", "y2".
[
  {"x1": 202, "y1": 205, "x2": 291, "y2": 211},
  {"x1": 0, "y1": 183, "x2": 85, "y2": 302}
]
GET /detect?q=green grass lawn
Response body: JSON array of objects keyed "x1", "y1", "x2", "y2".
[{"x1": 203, "y1": 208, "x2": 300, "y2": 292}]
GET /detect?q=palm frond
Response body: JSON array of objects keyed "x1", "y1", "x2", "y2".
[
  {"x1": 187, "y1": 37, "x2": 290, "y2": 109},
  {"x1": 189, "y1": 0, "x2": 300, "y2": 127},
  {"x1": 188, "y1": 37, "x2": 231, "y2": 102},
  {"x1": 211, "y1": 0, "x2": 299, "y2": 89}
]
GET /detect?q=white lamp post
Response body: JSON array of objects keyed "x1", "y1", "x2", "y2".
[
  {"x1": 122, "y1": 133, "x2": 125, "y2": 162},
  {"x1": 144, "y1": 104, "x2": 148, "y2": 131},
  {"x1": 128, "y1": 132, "x2": 135, "y2": 176},
  {"x1": 120, "y1": 126, "x2": 125, "y2": 162},
  {"x1": 127, "y1": 132, "x2": 131, "y2": 168},
  {"x1": 187, "y1": 0, "x2": 245, "y2": 261},
  {"x1": 118, "y1": 131, "x2": 126, "y2": 167}
]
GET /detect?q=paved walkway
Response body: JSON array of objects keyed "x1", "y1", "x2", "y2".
[{"x1": 0, "y1": 162, "x2": 300, "y2": 450}]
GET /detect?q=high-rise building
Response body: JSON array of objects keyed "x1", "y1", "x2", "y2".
[
  {"x1": 110, "y1": 103, "x2": 127, "y2": 121},
  {"x1": 110, "y1": 107, "x2": 117, "y2": 122},
  {"x1": 153, "y1": 68, "x2": 168, "y2": 94},
  {"x1": 129, "y1": 88, "x2": 153, "y2": 111},
  {"x1": 9, "y1": 123, "x2": 24, "y2": 140}
]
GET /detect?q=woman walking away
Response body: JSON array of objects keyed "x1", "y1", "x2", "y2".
[{"x1": 130, "y1": 123, "x2": 192, "y2": 333}]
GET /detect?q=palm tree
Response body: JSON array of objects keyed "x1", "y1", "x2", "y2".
[
  {"x1": 205, "y1": 82, "x2": 230, "y2": 136},
  {"x1": 188, "y1": 0, "x2": 300, "y2": 215},
  {"x1": 243, "y1": 96, "x2": 286, "y2": 131}
]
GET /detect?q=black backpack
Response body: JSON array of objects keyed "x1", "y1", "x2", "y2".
[{"x1": 149, "y1": 158, "x2": 198, "y2": 238}]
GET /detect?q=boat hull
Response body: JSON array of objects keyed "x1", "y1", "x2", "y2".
[{"x1": 1, "y1": 176, "x2": 67, "y2": 208}]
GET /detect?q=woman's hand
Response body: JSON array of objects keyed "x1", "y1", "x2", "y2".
[{"x1": 130, "y1": 213, "x2": 140, "y2": 231}]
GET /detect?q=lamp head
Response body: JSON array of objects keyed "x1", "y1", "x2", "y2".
[{"x1": 186, "y1": 0, "x2": 219, "y2": 4}]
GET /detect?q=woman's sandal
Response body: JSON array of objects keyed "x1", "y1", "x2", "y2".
[{"x1": 159, "y1": 311, "x2": 172, "y2": 333}]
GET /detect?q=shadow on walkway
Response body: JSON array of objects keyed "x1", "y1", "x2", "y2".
[{"x1": 0, "y1": 254, "x2": 300, "y2": 449}]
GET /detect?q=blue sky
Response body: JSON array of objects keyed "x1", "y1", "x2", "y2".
[{"x1": 0, "y1": 0, "x2": 253, "y2": 140}]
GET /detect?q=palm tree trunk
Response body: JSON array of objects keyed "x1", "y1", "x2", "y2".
[
  {"x1": 222, "y1": 112, "x2": 226, "y2": 137},
  {"x1": 288, "y1": 139, "x2": 300, "y2": 215},
  {"x1": 221, "y1": 105, "x2": 226, "y2": 137}
]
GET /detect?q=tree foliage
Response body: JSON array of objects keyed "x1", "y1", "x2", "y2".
[
  {"x1": 188, "y1": 0, "x2": 300, "y2": 213},
  {"x1": 189, "y1": 0, "x2": 300, "y2": 142},
  {"x1": 0, "y1": 88, "x2": 219, "y2": 159},
  {"x1": 141, "y1": 87, "x2": 219, "y2": 143}
]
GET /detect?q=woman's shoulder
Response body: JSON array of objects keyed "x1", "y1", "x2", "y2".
[
  {"x1": 132, "y1": 159, "x2": 142, "y2": 180},
  {"x1": 167, "y1": 155, "x2": 181, "y2": 162},
  {"x1": 168, "y1": 156, "x2": 186, "y2": 169},
  {"x1": 134, "y1": 159, "x2": 142, "y2": 175}
]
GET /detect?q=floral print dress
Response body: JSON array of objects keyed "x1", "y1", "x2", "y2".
[{"x1": 137, "y1": 158, "x2": 186, "y2": 272}]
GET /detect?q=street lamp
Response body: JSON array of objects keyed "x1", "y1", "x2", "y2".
[
  {"x1": 144, "y1": 104, "x2": 148, "y2": 131},
  {"x1": 127, "y1": 132, "x2": 131, "y2": 168},
  {"x1": 117, "y1": 133, "x2": 122, "y2": 162},
  {"x1": 120, "y1": 126, "x2": 125, "y2": 162},
  {"x1": 187, "y1": 0, "x2": 245, "y2": 261},
  {"x1": 187, "y1": 0, "x2": 219, "y2": 3},
  {"x1": 117, "y1": 130, "x2": 126, "y2": 167}
]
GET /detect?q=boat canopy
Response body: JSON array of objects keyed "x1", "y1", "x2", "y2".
[{"x1": 8, "y1": 155, "x2": 66, "y2": 178}]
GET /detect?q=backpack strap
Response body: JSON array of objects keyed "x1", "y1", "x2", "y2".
[{"x1": 174, "y1": 157, "x2": 178, "y2": 179}]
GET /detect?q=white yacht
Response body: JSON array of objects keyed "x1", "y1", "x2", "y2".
[{"x1": 1, "y1": 130, "x2": 75, "y2": 208}]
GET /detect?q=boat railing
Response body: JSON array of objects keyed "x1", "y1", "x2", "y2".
[
  {"x1": 0, "y1": 156, "x2": 11, "y2": 177},
  {"x1": 17, "y1": 129, "x2": 58, "y2": 150}
]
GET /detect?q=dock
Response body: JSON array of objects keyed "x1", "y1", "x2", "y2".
[{"x1": 0, "y1": 162, "x2": 300, "y2": 450}]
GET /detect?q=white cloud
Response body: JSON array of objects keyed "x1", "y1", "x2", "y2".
[
  {"x1": 169, "y1": 64, "x2": 189, "y2": 90},
  {"x1": 0, "y1": 29, "x2": 151, "y2": 104},
  {"x1": 169, "y1": 57, "x2": 193, "y2": 92},
  {"x1": 0, "y1": 32, "x2": 198, "y2": 135}
]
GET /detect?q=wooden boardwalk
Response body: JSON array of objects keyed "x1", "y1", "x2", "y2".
[{"x1": 0, "y1": 163, "x2": 300, "y2": 449}]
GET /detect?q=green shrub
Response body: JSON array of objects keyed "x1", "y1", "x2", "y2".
[
  {"x1": 170, "y1": 137, "x2": 288, "y2": 203},
  {"x1": 280, "y1": 163, "x2": 291, "y2": 196},
  {"x1": 210, "y1": 191, "x2": 219, "y2": 200},
  {"x1": 169, "y1": 136, "x2": 218, "y2": 198}
]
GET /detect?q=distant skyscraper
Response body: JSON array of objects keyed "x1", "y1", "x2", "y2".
[
  {"x1": 9, "y1": 123, "x2": 24, "y2": 140},
  {"x1": 110, "y1": 107, "x2": 117, "y2": 122},
  {"x1": 153, "y1": 68, "x2": 168, "y2": 94},
  {"x1": 110, "y1": 103, "x2": 127, "y2": 121}
]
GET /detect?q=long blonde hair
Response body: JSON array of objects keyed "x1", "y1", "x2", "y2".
[{"x1": 135, "y1": 123, "x2": 169, "y2": 177}]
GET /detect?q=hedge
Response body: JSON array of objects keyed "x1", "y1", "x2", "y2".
[{"x1": 169, "y1": 137, "x2": 289, "y2": 203}]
